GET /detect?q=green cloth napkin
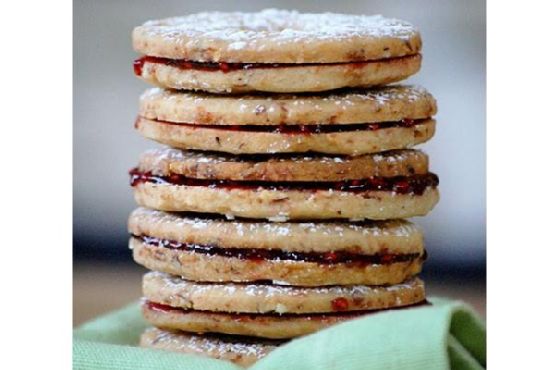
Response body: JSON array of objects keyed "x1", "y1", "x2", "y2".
[{"x1": 74, "y1": 297, "x2": 485, "y2": 370}]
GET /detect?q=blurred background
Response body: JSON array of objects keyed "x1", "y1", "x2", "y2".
[{"x1": 74, "y1": 0, "x2": 485, "y2": 324}]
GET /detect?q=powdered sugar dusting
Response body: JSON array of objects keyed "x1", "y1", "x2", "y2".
[{"x1": 141, "y1": 9, "x2": 418, "y2": 53}]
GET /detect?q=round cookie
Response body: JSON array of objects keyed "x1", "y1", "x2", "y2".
[
  {"x1": 130, "y1": 149, "x2": 440, "y2": 220},
  {"x1": 130, "y1": 237, "x2": 424, "y2": 286},
  {"x1": 139, "y1": 85, "x2": 437, "y2": 126},
  {"x1": 133, "y1": 10, "x2": 421, "y2": 92},
  {"x1": 134, "y1": 55, "x2": 421, "y2": 93},
  {"x1": 143, "y1": 272, "x2": 426, "y2": 314},
  {"x1": 137, "y1": 148, "x2": 430, "y2": 182},
  {"x1": 133, "y1": 10, "x2": 421, "y2": 63},
  {"x1": 128, "y1": 207, "x2": 424, "y2": 255},
  {"x1": 140, "y1": 328, "x2": 280, "y2": 367},
  {"x1": 135, "y1": 117, "x2": 435, "y2": 155},
  {"x1": 141, "y1": 299, "x2": 427, "y2": 339},
  {"x1": 131, "y1": 181, "x2": 439, "y2": 221}
]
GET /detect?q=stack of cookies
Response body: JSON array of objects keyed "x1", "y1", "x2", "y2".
[{"x1": 129, "y1": 9, "x2": 439, "y2": 367}]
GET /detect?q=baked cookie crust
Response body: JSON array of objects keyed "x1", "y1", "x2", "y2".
[
  {"x1": 132, "y1": 182, "x2": 439, "y2": 220},
  {"x1": 143, "y1": 272, "x2": 426, "y2": 314},
  {"x1": 130, "y1": 237, "x2": 424, "y2": 286},
  {"x1": 135, "y1": 117, "x2": 435, "y2": 155},
  {"x1": 137, "y1": 148, "x2": 429, "y2": 182},
  {"x1": 136, "y1": 55, "x2": 421, "y2": 93},
  {"x1": 141, "y1": 299, "x2": 424, "y2": 339},
  {"x1": 133, "y1": 10, "x2": 421, "y2": 63},
  {"x1": 128, "y1": 208, "x2": 423, "y2": 255},
  {"x1": 139, "y1": 85, "x2": 437, "y2": 126},
  {"x1": 142, "y1": 302, "x2": 359, "y2": 339}
]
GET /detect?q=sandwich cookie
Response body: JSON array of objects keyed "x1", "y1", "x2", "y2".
[
  {"x1": 129, "y1": 208, "x2": 426, "y2": 286},
  {"x1": 129, "y1": 149, "x2": 439, "y2": 220},
  {"x1": 143, "y1": 272, "x2": 426, "y2": 315},
  {"x1": 133, "y1": 10, "x2": 422, "y2": 93},
  {"x1": 141, "y1": 279, "x2": 426, "y2": 339},
  {"x1": 140, "y1": 328, "x2": 281, "y2": 367},
  {"x1": 136, "y1": 86, "x2": 437, "y2": 155}
]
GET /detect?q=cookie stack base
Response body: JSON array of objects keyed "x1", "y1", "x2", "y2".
[
  {"x1": 139, "y1": 273, "x2": 427, "y2": 366},
  {"x1": 140, "y1": 327, "x2": 282, "y2": 367}
]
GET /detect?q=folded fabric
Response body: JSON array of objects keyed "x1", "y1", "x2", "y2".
[{"x1": 73, "y1": 297, "x2": 485, "y2": 370}]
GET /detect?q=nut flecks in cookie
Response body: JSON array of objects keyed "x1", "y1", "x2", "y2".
[
  {"x1": 138, "y1": 85, "x2": 437, "y2": 126},
  {"x1": 134, "y1": 116, "x2": 436, "y2": 155},
  {"x1": 128, "y1": 207, "x2": 424, "y2": 255},
  {"x1": 136, "y1": 148, "x2": 430, "y2": 182},
  {"x1": 135, "y1": 54, "x2": 422, "y2": 93},
  {"x1": 131, "y1": 236, "x2": 425, "y2": 286},
  {"x1": 143, "y1": 271, "x2": 426, "y2": 314}
]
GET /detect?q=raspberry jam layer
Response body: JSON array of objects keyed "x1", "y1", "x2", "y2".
[
  {"x1": 133, "y1": 55, "x2": 410, "y2": 75},
  {"x1": 145, "y1": 300, "x2": 430, "y2": 315},
  {"x1": 135, "y1": 235, "x2": 425, "y2": 266},
  {"x1": 129, "y1": 170, "x2": 439, "y2": 196},
  {"x1": 145, "y1": 118, "x2": 422, "y2": 134}
]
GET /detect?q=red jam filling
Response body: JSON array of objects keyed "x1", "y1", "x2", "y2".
[
  {"x1": 147, "y1": 118, "x2": 421, "y2": 135},
  {"x1": 133, "y1": 55, "x2": 410, "y2": 75},
  {"x1": 331, "y1": 297, "x2": 350, "y2": 311},
  {"x1": 145, "y1": 300, "x2": 430, "y2": 316},
  {"x1": 135, "y1": 235, "x2": 426, "y2": 266},
  {"x1": 129, "y1": 170, "x2": 438, "y2": 196}
]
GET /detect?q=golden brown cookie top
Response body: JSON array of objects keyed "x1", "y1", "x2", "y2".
[
  {"x1": 139, "y1": 85, "x2": 436, "y2": 125},
  {"x1": 133, "y1": 9, "x2": 421, "y2": 63},
  {"x1": 136, "y1": 148, "x2": 429, "y2": 182}
]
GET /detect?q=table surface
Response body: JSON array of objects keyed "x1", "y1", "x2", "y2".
[{"x1": 73, "y1": 263, "x2": 485, "y2": 326}]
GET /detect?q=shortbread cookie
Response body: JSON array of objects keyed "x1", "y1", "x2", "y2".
[
  {"x1": 140, "y1": 328, "x2": 280, "y2": 367},
  {"x1": 135, "y1": 116, "x2": 435, "y2": 155},
  {"x1": 128, "y1": 207, "x2": 423, "y2": 255},
  {"x1": 134, "y1": 54, "x2": 420, "y2": 93},
  {"x1": 130, "y1": 238, "x2": 424, "y2": 286},
  {"x1": 139, "y1": 85, "x2": 437, "y2": 126},
  {"x1": 137, "y1": 148, "x2": 429, "y2": 182},
  {"x1": 143, "y1": 272, "x2": 426, "y2": 314},
  {"x1": 133, "y1": 10, "x2": 421, "y2": 63},
  {"x1": 141, "y1": 299, "x2": 427, "y2": 339},
  {"x1": 130, "y1": 176, "x2": 439, "y2": 220},
  {"x1": 130, "y1": 148, "x2": 439, "y2": 220},
  {"x1": 133, "y1": 10, "x2": 421, "y2": 92},
  {"x1": 130, "y1": 208, "x2": 425, "y2": 284}
]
